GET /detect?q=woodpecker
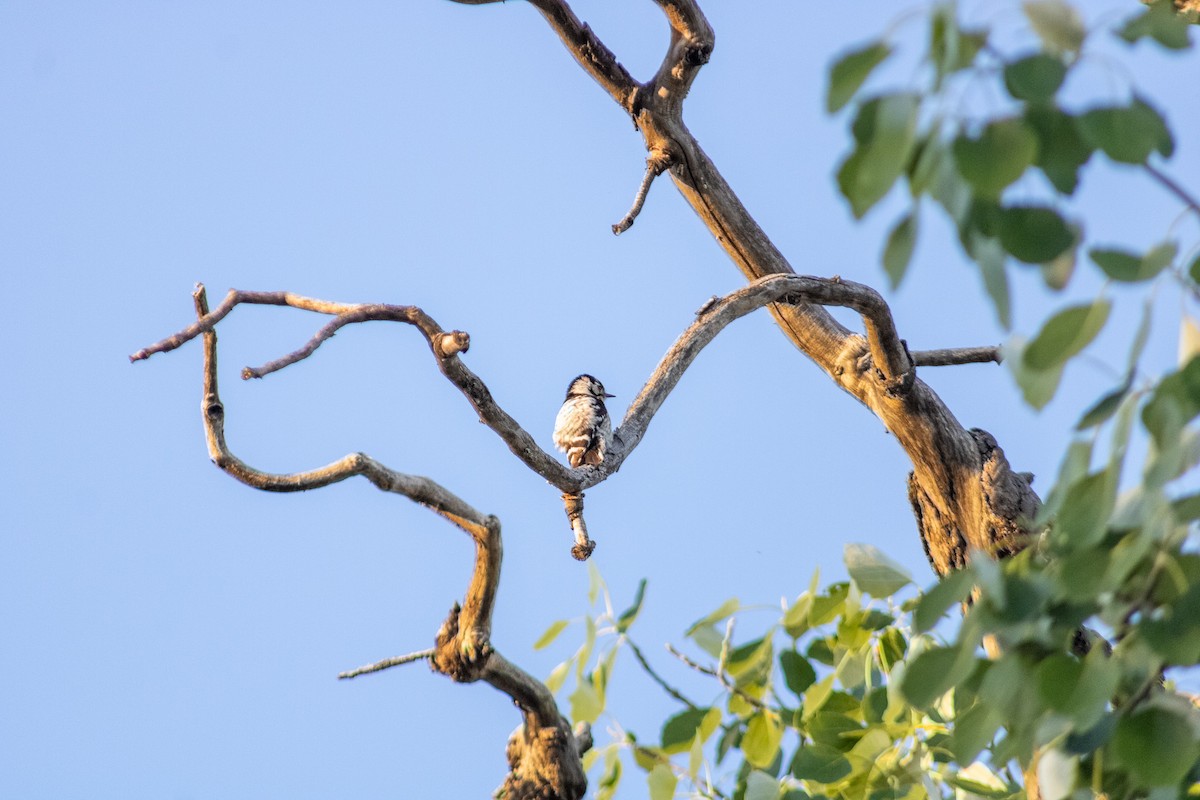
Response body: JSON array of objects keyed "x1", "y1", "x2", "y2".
[{"x1": 553, "y1": 374, "x2": 615, "y2": 468}]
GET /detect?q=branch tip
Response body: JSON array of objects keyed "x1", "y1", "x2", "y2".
[{"x1": 612, "y1": 153, "x2": 673, "y2": 235}]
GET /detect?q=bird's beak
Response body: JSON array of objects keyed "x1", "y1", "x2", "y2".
[{"x1": 605, "y1": 392, "x2": 616, "y2": 398}]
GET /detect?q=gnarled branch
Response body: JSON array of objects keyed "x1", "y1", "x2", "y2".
[
  {"x1": 185, "y1": 284, "x2": 589, "y2": 799},
  {"x1": 466, "y1": 0, "x2": 1041, "y2": 574}
]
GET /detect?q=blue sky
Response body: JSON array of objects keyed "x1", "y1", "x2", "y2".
[{"x1": 2, "y1": 2, "x2": 1197, "y2": 798}]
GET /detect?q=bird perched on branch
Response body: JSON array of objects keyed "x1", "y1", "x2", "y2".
[{"x1": 553, "y1": 374, "x2": 615, "y2": 468}]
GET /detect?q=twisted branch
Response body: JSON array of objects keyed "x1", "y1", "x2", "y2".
[{"x1": 177, "y1": 284, "x2": 589, "y2": 799}]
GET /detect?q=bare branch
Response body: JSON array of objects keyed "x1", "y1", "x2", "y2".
[
  {"x1": 338, "y1": 649, "x2": 434, "y2": 680},
  {"x1": 184, "y1": 285, "x2": 586, "y2": 798},
  {"x1": 613, "y1": 152, "x2": 673, "y2": 235},
  {"x1": 525, "y1": 0, "x2": 639, "y2": 112},
  {"x1": 625, "y1": 636, "x2": 699, "y2": 710},
  {"x1": 456, "y1": 0, "x2": 1040, "y2": 575},
  {"x1": 562, "y1": 493, "x2": 596, "y2": 561},
  {"x1": 138, "y1": 285, "x2": 578, "y2": 490},
  {"x1": 911, "y1": 346, "x2": 1002, "y2": 367},
  {"x1": 665, "y1": 642, "x2": 766, "y2": 711},
  {"x1": 1145, "y1": 162, "x2": 1200, "y2": 220}
]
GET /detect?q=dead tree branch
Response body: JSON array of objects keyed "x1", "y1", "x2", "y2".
[
  {"x1": 135, "y1": 272, "x2": 936, "y2": 555},
  {"x1": 183, "y1": 285, "x2": 589, "y2": 800},
  {"x1": 458, "y1": 0, "x2": 1041, "y2": 576}
]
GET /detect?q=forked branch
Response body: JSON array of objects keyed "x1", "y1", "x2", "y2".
[{"x1": 184, "y1": 284, "x2": 589, "y2": 800}]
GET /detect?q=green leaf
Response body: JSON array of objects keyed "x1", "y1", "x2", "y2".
[
  {"x1": 1089, "y1": 242, "x2": 1176, "y2": 282},
  {"x1": 930, "y1": 8, "x2": 988, "y2": 85},
  {"x1": 827, "y1": 43, "x2": 892, "y2": 113},
  {"x1": 1024, "y1": 106, "x2": 1092, "y2": 195},
  {"x1": 546, "y1": 660, "x2": 570, "y2": 693},
  {"x1": 952, "y1": 702, "x2": 1003, "y2": 763},
  {"x1": 616, "y1": 579, "x2": 647, "y2": 633},
  {"x1": 997, "y1": 205, "x2": 1075, "y2": 264},
  {"x1": 1173, "y1": 493, "x2": 1200, "y2": 522},
  {"x1": 837, "y1": 94, "x2": 921, "y2": 218},
  {"x1": 534, "y1": 619, "x2": 570, "y2": 650},
  {"x1": 877, "y1": 627, "x2": 908, "y2": 671},
  {"x1": 1023, "y1": 0, "x2": 1085, "y2": 55},
  {"x1": 1054, "y1": 468, "x2": 1116, "y2": 550},
  {"x1": 595, "y1": 747, "x2": 622, "y2": 800},
  {"x1": 789, "y1": 742, "x2": 853, "y2": 783},
  {"x1": 1024, "y1": 300, "x2": 1111, "y2": 370},
  {"x1": 970, "y1": 233, "x2": 1013, "y2": 329},
  {"x1": 1142, "y1": 356, "x2": 1200, "y2": 447},
  {"x1": 1004, "y1": 52, "x2": 1067, "y2": 102},
  {"x1": 844, "y1": 543, "x2": 913, "y2": 597},
  {"x1": 687, "y1": 597, "x2": 740, "y2": 637},
  {"x1": 1075, "y1": 383, "x2": 1131, "y2": 430},
  {"x1": 780, "y1": 650, "x2": 818, "y2": 698},
  {"x1": 807, "y1": 711, "x2": 866, "y2": 751},
  {"x1": 1079, "y1": 97, "x2": 1174, "y2": 164},
  {"x1": 662, "y1": 708, "x2": 710, "y2": 753},
  {"x1": 953, "y1": 118, "x2": 1039, "y2": 198},
  {"x1": 744, "y1": 770, "x2": 784, "y2": 800},
  {"x1": 743, "y1": 711, "x2": 784, "y2": 768},
  {"x1": 883, "y1": 211, "x2": 918, "y2": 289},
  {"x1": 900, "y1": 644, "x2": 975, "y2": 708},
  {"x1": 569, "y1": 679, "x2": 602, "y2": 724},
  {"x1": 915, "y1": 568, "x2": 974, "y2": 633},
  {"x1": 1112, "y1": 707, "x2": 1200, "y2": 787},
  {"x1": 1119, "y1": 0, "x2": 1193, "y2": 50},
  {"x1": 1190, "y1": 251, "x2": 1200, "y2": 284},
  {"x1": 647, "y1": 763, "x2": 677, "y2": 800},
  {"x1": 1006, "y1": 338, "x2": 1066, "y2": 410}
]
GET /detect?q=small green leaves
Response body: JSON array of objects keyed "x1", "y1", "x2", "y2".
[
  {"x1": 899, "y1": 644, "x2": 974, "y2": 708},
  {"x1": 844, "y1": 543, "x2": 913, "y2": 597},
  {"x1": 827, "y1": 42, "x2": 892, "y2": 113},
  {"x1": 1004, "y1": 53, "x2": 1068, "y2": 103},
  {"x1": 837, "y1": 94, "x2": 920, "y2": 217},
  {"x1": 616, "y1": 579, "x2": 647, "y2": 633},
  {"x1": 742, "y1": 711, "x2": 783, "y2": 768},
  {"x1": 1024, "y1": 300, "x2": 1111, "y2": 370},
  {"x1": 1023, "y1": 0, "x2": 1086, "y2": 55},
  {"x1": 1007, "y1": 337, "x2": 1065, "y2": 409},
  {"x1": 780, "y1": 650, "x2": 817, "y2": 698},
  {"x1": 1118, "y1": 0, "x2": 1193, "y2": 50},
  {"x1": 882, "y1": 211, "x2": 918, "y2": 289},
  {"x1": 1112, "y1": 707, "x2": 1200, "y2": 787},
  {"x1": 1089, "y1": 241, "x2": 1176, "y2": 282},
  {"x1": 1079, "y1": 97, "x2": 1174, "y2": 164},
  {"x1": 534, "y1": 619, "x2": 570, "y2": 650},
  {"x1": 914, "y1": 568, "x2": 974, "y2": 633},
  {"x1": 930, "y1": 7, "x2": 988, "y2": 85},
  {"x1": 953, "y1": 118, "x2": 1038, "y2": 198},
  {"x1": 790, "y1": 742, "x2": 852, "y2": 783},
  {"x1": 1024, "y1": 106, "x2": 1092, "y2": 194},
  {"x1": 661, "y1": 707, "x2": 720, "y2": 754},
  {"x1": 997, "y1": 205, "x2": 1076, "y2": 264},
  {"x1": 647, "y1": 763, "x2": 677, "y2": 800}
]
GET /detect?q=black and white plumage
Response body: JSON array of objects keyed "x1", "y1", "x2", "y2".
[{"x1": 553, "y1": 374, "x2": 615, "y2": 468}]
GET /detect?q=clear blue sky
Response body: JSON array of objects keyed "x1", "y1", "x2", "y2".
[{"x1": 2, "y1": 2, "x2": 1196, "y2": 797}]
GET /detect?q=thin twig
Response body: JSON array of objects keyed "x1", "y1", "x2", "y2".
[
  {"x1": 665, "y1": 643, "x2": 767, "y2": 711},
  {"x1": 910, "y1": 346, "x2": 1002, "y2": 367},
  {"x1": 625, "y1": 636, "x2": 699, "y2": 710},
  {"x1": 613, "y1": 156, "x2": 670, "y2": 235},
  {"x1": 1146, "y1": 162, "x2": 1200, "y2": 220},
  {"x1": 338, "y1": 649, "x2": 435, "y2": 680}
]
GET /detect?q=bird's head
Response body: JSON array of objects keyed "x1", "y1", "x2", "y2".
[{"x1": 566, "y1": 374, "x2": 615, "y2": 401}]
